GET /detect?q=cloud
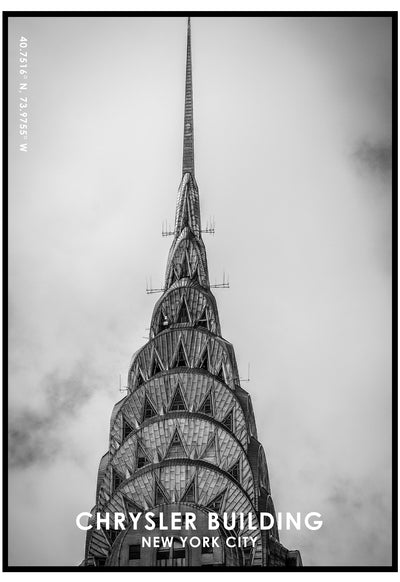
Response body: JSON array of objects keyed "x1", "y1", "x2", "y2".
[
  {"x1": 353, "y1": 139, "x2": 392, "y2": 178},
  {"x1": 9, "y1": 362, "x2": 95, "y2": 468},
  {"x1": 321, "y1": 478, "x2": 392, "y2": 566}
]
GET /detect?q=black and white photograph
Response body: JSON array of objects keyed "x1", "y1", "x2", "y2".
[{"x1": 5, "y1": 11, "x2": 396, "y2": 571}]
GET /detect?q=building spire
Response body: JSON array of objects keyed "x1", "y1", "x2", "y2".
[
  {"x1": 163, "y1": 17, "x2": 209, "y2": 290},
  {"x1": 182, "y1": 16, "x2": 194, "y2": 176}
]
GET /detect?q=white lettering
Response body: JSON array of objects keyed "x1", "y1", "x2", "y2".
[
  {"x1": 76, "y1": 512, "x2": 92, "y2": 531},
  {"x1": 305, "y1": 512, "x2": 323, "y2": 530},
  {"x1": 171, "y1": 512, "x2": 182, "y2": 530},
  {"x1": 185, "y1": 512, "x2": 197, "y2": 530},
  {"x1": 145, "y1": 512, "x2": 156, "y2": 530},
  {"x1": 129, "y1": 512, "x2": 142, "y2": 528},
  {"x1": 260, "y1": 513, "x2": 274, "y2": 530},
  {"x1": 247, "y1": 512, "x2": 257, "y2": 530},
  {"x1": 208, "y1": 512, "x2": 219, "y2": 530},
  {"x1": 114, "y1": 512, "x2": 126, "y2": 530},
  {"x1": 159, "y1": 513, "x2": 168, "y2": 530},
  {"x1": 223, "y1": 512, "x2": 236, "y2": 530},
  {"x1": 97, "y1": 514, "x2": 110, "y2": 529}
]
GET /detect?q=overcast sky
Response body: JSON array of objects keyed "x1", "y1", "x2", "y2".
[{"x1": 8, "y1": 15, "x2": 392, "y2": 567}]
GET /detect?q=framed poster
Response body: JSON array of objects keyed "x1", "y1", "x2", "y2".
[{"x1": 4, "y1": 10, "x2": 397, "y2": 572}]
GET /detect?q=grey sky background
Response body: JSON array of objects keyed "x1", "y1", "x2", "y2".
[{"x1": 8, "y1": 16, "x2": 392, "y2": 567}]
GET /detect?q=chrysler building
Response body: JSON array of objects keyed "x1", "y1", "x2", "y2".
[{"x1": 83, "y1": 18, "x2": 302, "y2": 568}]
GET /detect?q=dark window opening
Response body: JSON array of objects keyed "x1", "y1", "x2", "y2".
[
  {"x1": 143, "y1": 396, "x2": 157, "y2": 420},
  {"x1": 243, "y1": 547, "x2": 252, "y2": 566},
  {"x1": 136, "y1": 370, "x2": 145, "y2": 388},
  {"x1": 202, "y1": 542, "x2": 214, "y2": 554},
  {"x1": 228, "y1": 460, "x2": 240, "y2": 482},
  {"x1": 173, "y1": 343, "x2": 188, "y2": 369},
  {"x1": 122, "y1": 418, "x2": 134, "y2": 440},
  {"x1": 173, "y1": 547, "x2": 186, "y2": 566},
  {"x1": 216, "y1": 364, "x2": 225, "y2": 383},
  {"x1": 151, "y1": 355, "x2": 163, "y2": 376},
  {"x1": 137, "y1": 445, "x2": 150, "y2": 469},
  {"x1": 197, "y1": 308, "x2": 208, "y2": 328},
  {"x1": 156, "y1": 549, "x2": 170, "y2": 567},
  {"x1": 108, "y1": 529, "x2": 119, "y2": 544},
  {"x1": 177, "y1": 300, "x2": 190, "y2": 324},
  {"x1": 181, "y1": 480, "x2": 195, "y2": 503},
  {"x1": 155, "y1": 482, "x2": 168, "y2": 505},
  {"x1": 199, "y1": 393, "x2": 212, "y2": 415},
  {"x1": 180, "y1": 254, "x2": 190, "y2": 278},
  {"x1": 129, "y1": 544, "x2": 141, "y2": 560},
  {"x1": 112, "y1": 471, "x2": 123, "y2": 492},
  {"x1": 169, "y1": 385, "x2": 187, "y2": 411},
  {"x1": 137, "y1": 455, "x2": 148, "y2": 469},
  {"x1": 159, "y1": 312, "x2": 170, "y2": 333},
  {"x1": 156, "y1": 539, "x2": 186, "y2": 567},
  {"x1": 207, "y1": 491, "x2": 225, "y2": 513},
  {"x1": 222, "y1": 410, "x2": 233, "y2": 432},
  {"x1": 96, "y1": 558, "x2": 106, "y2": 567},
  {"x1": 102, "y1": 525, "x2": 120, "y2": 546},
  {"x1": 137, "y1": 453, "x2": 149, "y2": 468}
]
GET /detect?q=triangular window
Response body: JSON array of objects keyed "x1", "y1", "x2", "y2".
[
  {"x1": 228, "y1": 460, "x2": 240, "y2": 482},
  {"x1": 222, "y1": 410, "x2": 234, "y2": 432},
  {"x1": 136, "y1": 369, "x2": 145, "y2": 388},
  {"x1": 143, "y1": 396, "x2": 157, "y2": 421},
  {"x1": 123, "y1": 496, "x2": 142, "y2": 516},
  {"x1": 122, "y1": 417, "x2": 134, "y2": 440},
  {"x1": 171, "y1": 269, "x2": 178, "y2": 284},
  {"x1": 181, "y1": 254, "x2": 190, "y2": 278},
  {"x1": 198, "y1": 392, "x2": 213, "y2": 415},
  {"x1": 197, "y1": 308, "x2": 208, "y2": 329},
  {"x1": 177, "y1": 300, "x2": 190, "y2": 324},
  {"x1": 181, "y1": 479, "x2": 196, "y2": 503},
  {"x1": 102, "y1": 526, "x2": 119, "y2": 546},
  {"x1": 216, "y1": 363, "x2": 225, "y2": 383},
  {"x1": 197, "y1": 347, "x2": 209, "y2": 371},
  {"x1": 158, "y1": 312, "x2": 169, "y2": 333},
  {"x1": 155, "y1": 481, "x2": 169, "y2": 506},
  {"x1": 151, "y1": 354, "x2": 163, "y2": 376},
  {"x1": 207, "y1": 491, "x2": 225, "y2": 513},
  {"x1": 173, "y1": 342, "x2": 188, "y2": 369},
  {"x1": 165, "y1": 428, "x2": 186, "y2": 459},
  {"x1": 112, "y1": 469, "x2": 124, "y2": 492},
  {"x1": 169, "y1": 384, "x2": 187, "y2": 411},
  {"x1": 136, "y1": 444, "x2": 151, "y2": 469},
  {"x1": 201, "y1": 436, "x2": 216, "y2": 462}
]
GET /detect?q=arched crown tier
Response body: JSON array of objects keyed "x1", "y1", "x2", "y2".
[
  {"x1": 150, "y1": 281, "x2": 221, "y2": 338},
  {"x1": 128, "y1": 328, "x2": 240, "y2": 392}
]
